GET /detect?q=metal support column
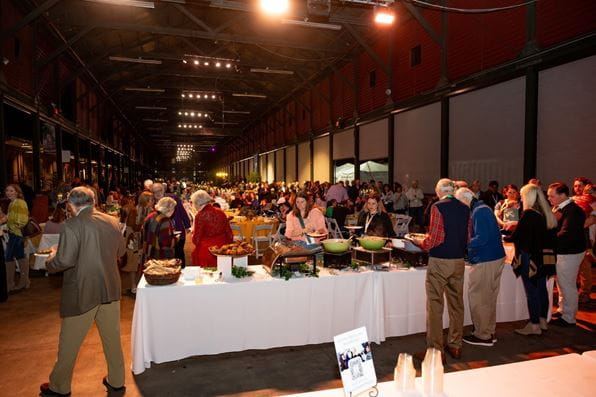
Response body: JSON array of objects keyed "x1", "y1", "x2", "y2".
[
  {"x1": 73, "y1": 134, "x2": 80, "y2": 178},
  {"x1": 354, "y1": 125, "x2": 360, "y2": 180},
  {"x1": 388, "y1": 115, "x2": 395, "y2": 186},
  {"x1": 0, "y1": 94, "x2": 7, "y2": 189},
  {"x1": 440, "y1": 98, "x2": 449, "y2": 178},
  {"x1": 523, "y1": 67, "x2": 539, "y2": 182},
  {"x1": 32, "y1": 112, "x2": 42, "y2": 192},
  {"x1": 55, "y1": 124, "x2": 63, "y2": 183}
]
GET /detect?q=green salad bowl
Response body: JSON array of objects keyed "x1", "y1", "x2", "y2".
[
  {"x1": 358, "y1": 237, "x2": 386, "y2": 251},
  {"x1": 321, "y1": 239, "x2": 351, "y2": 253}
]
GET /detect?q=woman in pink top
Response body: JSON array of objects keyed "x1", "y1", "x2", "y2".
[{"x1": 285, "y1": 193, "x2": 327, "y2": 244}]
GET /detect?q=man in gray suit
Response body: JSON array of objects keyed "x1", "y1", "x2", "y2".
[{"x1": 40, "y1": 187, "x2": 126, "y2": 396}]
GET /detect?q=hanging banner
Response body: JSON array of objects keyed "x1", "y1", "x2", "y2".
[{"x1": 61, "y1": 150, "x2": 71, "y2": 163}]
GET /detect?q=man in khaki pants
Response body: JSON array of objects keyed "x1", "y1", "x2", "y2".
[
  {"x1": 40, "y1": 187, "x2": 126, "y2": 396},
  {"x1": 411, "y1": 179, "x2": 470, "y2": 360},
  {"x1": 455, "y1": 188, "x2": 506, "y2": 346}
]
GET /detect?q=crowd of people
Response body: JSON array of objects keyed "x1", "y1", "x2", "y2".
[{"x1": 0, "y1": 173, "x2": 593, "y2": 395}]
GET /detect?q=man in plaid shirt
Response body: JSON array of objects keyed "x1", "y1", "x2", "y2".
[{"x1": 411, "y1": 178, "x2": 470, "y2": 360}]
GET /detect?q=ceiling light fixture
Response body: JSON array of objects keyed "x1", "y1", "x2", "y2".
[
  {"x1": 281, "y1": 19, "x2": 341, "y2": 30},
  {"x1": 250, "y1": 68, "x2": 294, "y2": 75},
  {"x1": 142, "y1": 118, "x2": 168, "y2": 122},
  {"x1": 84, "y1": 0, "x2": 155, "y2": 9},
  {"x1": 109, "y1": 56, "x2": 162, "y2": 64},
  {"x1": 135, "y1": 106, "x2": 167, "y2": 110},
  {"x1": 374, "y1": 6, "x2": 395, "y2": 25},
  {"x1": 223, "y1": 110, "x2": 251, "y2": 114},
  {"x1": 260, "y1": 0, "x2": 289, "y2": 15},
  {"x1": 232, "y1": 93, "x2": 267, "y2": 98},
  {"x1": 124, "y1": 87, "x2": 165, "y2": 92}
]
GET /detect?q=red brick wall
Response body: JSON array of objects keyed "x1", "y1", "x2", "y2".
[{"x1": 537, "y1": 0, "x2": 596, "y2": 48}]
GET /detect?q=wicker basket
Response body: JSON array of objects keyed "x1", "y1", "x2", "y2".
[{"x1": 144, "y1": 271, "x2": 181, "y2": 286}]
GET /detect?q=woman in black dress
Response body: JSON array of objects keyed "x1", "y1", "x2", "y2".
[
  {"x1": 357, "y1": 194, "x2": 396, "y2": 238},
  {"x1": 505, "y1": 184, "x2": 557, "y2": 336}
]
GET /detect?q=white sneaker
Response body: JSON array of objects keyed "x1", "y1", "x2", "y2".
[{"x1": 514, "y1": 322, "x2": 542, "y2": 336}]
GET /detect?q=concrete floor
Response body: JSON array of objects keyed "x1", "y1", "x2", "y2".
[{"x1": 1, "y1": 254, "x2": 594, "y2": 397}]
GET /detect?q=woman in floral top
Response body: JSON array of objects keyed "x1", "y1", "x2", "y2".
[{"x1": 1, "y1": 184, "x2": 29, "y2": 291}]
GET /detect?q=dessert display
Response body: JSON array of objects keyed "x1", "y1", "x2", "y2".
[{"x1": 209, "y1": 241, "x2": 255, "y2": 256}]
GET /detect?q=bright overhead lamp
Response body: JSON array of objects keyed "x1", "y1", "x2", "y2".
[
  {"x1": 109, "y1": 56, "x2": 162, "y2": 65},
  {"x1": 250, "y1": 68, "x2": 294, "y2": 75},
  {"x1": 124, "y1": 87, "x2": 165, "y2": 92},
  {"x1": 281, "y1": 19, "x2": 341, "y2": 31},
  {"x1": 260, "y1": 0, "x2": 289, "y2": 15},
  {"x1": 374, "y1": 6, "x2": 395, "y2": 25},
  {"x1": 223, "y1": 110, "x2": 251, "y2": 114},
  {"x1": 233, "y1": 93, "x2": 267, "y2": 99},
  {"x1": 84, "y1": 0, "x2": 155, "y2": 8},
  {"x1": 135, "y1": 106, "x2": 167, "y2": 110}
]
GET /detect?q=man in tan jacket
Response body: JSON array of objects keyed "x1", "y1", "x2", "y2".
[{"x1": 40, "y1": 187, "x2": 126, "y2": 396}]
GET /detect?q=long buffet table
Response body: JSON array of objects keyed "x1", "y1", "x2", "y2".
[
  {"x1": 132, "y1": 258, "x2": 544, "y2": 375},
  {"x1": 289, "y1": 352, "x2": 596, "y2": 397}
]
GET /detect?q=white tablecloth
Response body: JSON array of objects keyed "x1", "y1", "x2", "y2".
[
  {"x1": 132, "y1": 262, "x2": 534, "y2": 375},
  {"x1": 291, "y1": 353, "x2": 596, "y2": 397},
  {"x1": 31, "y1": 234, "x2": 60, "y2": 270}
]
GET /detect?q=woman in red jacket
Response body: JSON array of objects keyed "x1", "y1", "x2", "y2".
[{"x1": 191, "y1": 190, "x2": 233, "y2": 267}]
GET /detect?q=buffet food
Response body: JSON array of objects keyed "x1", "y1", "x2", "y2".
[
  {"x1": 321, "y1": 239, "x2": 350, "y2": 253},
  {"x1": 36, "y1": 248, "x2": 53, "y2": 255},
  {"x1": 357, "y1": 236, "x2": 387, "y2": 251},
  {"x1": 143, "y1": 259, "x2": 182, "y2": 285},
  {"x1": 209, "y1": 241, "x2": 255, "y2": 256}
]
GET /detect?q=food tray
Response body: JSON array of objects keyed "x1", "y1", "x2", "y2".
[{"x1": 144, "y1": 271, "x2": 181, "y2": 286}]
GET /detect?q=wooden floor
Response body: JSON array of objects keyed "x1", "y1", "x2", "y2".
[{"x1": 1, "y1": 247, "x2": 594, "y2": 396}]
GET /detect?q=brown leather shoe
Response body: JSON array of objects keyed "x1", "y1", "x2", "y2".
[
  {"x1": 414, "y1": 350, "x2": 447, "y2": 365},
  {"x1": 39, "y1": 383, "x2": 71, "y2": 396},
  {"x1": 445, "y1": 346, "x2": 462, "y2": 360}
]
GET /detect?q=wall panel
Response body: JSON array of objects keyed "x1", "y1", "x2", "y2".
[
  {"x1": 266, "y1": 152, "x2": 275, "y2": 183},
  {"x1": 313, "y1": 135, "x2": 330, "y2": 182},
  {"x1": 537, "y1": 55, "x2": 596, "y2": 184},
  {"x1": 298, "y1": 141, "x2": 311, "y2": 183},
  {"x1": 333, "y1": 129, "x2": 355, "y2": 160},
  {"x1": 394, "y1": 102, "x2": 441, "y2": 193},
  {"x1": 360, "y1": 118, "x2": 388, "y2": 161},
  {"x1": 275, "y1": 149, "x2": 285, "y2": 181},
  {"x1": 285, "y1": 146, "x2": 297, "y2": 182},
  {"x1": 449, "y1": 77, "x2": 525, "y2": 187}
]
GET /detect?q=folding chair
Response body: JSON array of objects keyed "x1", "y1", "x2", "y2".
[
  {"x1": 253, "y1": 224, "x2": 273, "y2": 258},
  {"x1": 326, "y1": 218, "x2": 344, "y2": 239},
  {"x1": 393, "y1": 214, "x2": 412, "y2": 237},
  {"x1": 230, "y1": 224, "x2": 244, "y2": 241}
]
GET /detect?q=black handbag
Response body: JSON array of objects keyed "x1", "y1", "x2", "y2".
[{"x1": 21, "y1": 218, "x2": 42, "y2": 238}]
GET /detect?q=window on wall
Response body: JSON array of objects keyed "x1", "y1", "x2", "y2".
[
  {"x1": 369, "y1": 70, "x2": 377, "y2": 87},
  {"x1": 360, "y1": 158, "x2": 389, "y2": 184},
  {"x1": 334, "y1": 158, "x2": 355, "y2": 183},
  {"x1": 410, "y1": 45, "x2": 421, "y2": 67}
]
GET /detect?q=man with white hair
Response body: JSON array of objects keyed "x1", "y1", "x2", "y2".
[
  {"x1": 455, "y1": 188, "x2": 505, "y2": 347},
  {"x1": 411, "y1": 178, "x2": 470, "y2": 360},
  {"x1": 151, "y1": 183, "x2": 191, "y2": 267},
  {"x1": 143, "y1": 179, "x2": 153, "y2": 191},
  {"x1": 40, "y1": 187, "x2": 126, "y2": 396}
]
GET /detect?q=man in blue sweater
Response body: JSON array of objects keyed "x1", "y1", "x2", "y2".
[{"x1": 456, "y1": 188, "x2": 506, "y2": 347}]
